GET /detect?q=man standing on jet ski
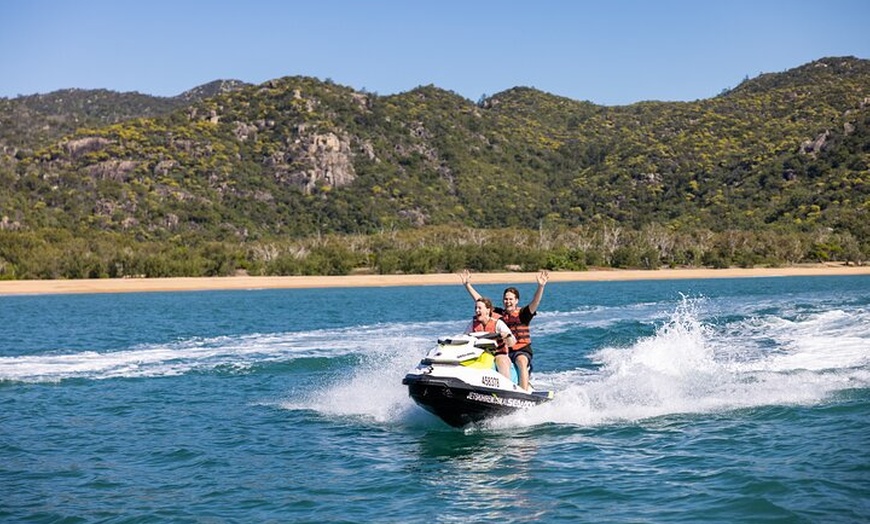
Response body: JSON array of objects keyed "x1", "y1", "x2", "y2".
[{"x1": 459, "y1": 269, "x2": 550, "y2": 392}]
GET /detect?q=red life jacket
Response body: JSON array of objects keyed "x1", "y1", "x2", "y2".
[
  {"x1": 470, "y1": 316, "x2": 507, "y2": 354},
  {"x1": 499, "y1": 309, "x2": 531, "y2": 351}
]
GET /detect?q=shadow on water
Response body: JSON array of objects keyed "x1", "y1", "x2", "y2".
[
  {"x1": 405, "y1": 425, "x2": 553, "y2": 520},
  {"x1": 414, "y1": 428, "x2": 501, "y2": 460}
]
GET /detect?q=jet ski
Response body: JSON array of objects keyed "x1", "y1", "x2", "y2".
[{"x1": 402, "y1": 332, "x2": 554, "y2": 427}]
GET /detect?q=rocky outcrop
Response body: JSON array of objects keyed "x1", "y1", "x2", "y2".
[
  {"x1": 800, "y1": 130, "x2": 830, "y2": 156},
  {"x1": 63, "y1": 137, "x2": 112, "y2": 158},
  {"x1": 86, "y1": 159, "x2": 139, "y2": 182},
  {"x1": 282, "y1": 132, "x2": 357, "y2": 194}
]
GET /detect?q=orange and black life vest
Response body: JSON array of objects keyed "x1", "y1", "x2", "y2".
[{"x1": 498, "y1": 307, "x2": 533, "y2": 352}]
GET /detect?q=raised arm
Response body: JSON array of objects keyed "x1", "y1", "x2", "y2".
[
  {"x1": 458, "y1": 269, "x2": 482, "y2": 301},
  {"x1": 527, "y1": 270, "x2": 550, "y2": 314}
]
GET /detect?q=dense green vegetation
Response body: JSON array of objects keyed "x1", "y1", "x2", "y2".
[{"x1": 0, "y1": 57, "x2": 867, "y2": 279}]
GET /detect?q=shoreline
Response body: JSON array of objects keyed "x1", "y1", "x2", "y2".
[{"x1": 0, "y1": 264, "x2": 868, "y2": 296}]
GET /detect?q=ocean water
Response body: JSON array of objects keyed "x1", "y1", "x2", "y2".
[{"x1": 1, "y1": 275, "x2": 868, "y2": 523}]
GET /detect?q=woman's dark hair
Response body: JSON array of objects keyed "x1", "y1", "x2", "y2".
[
  {"x1": 476, "y1": 297, "x2": 494, "y2": 311},
  {"x1": 503, "y1": 287, "x2": 520, "y2": 301}
]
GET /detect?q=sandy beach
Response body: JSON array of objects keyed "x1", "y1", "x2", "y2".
[{"x1": 0, "y1": 264, "x2": 868, "y2": 296}]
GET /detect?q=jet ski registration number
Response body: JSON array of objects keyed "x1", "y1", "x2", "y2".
[{"x1": 481, "y1": 376, "x2": 499, "y2": 387}]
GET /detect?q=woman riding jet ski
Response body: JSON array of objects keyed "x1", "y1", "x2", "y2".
[{"x1": 402, "y1": 329, "x2": 554, "y2": 427}]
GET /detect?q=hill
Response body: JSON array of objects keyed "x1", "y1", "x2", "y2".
[{"x1": 0, "y1": 57, "x2": 867, "y2": 278}]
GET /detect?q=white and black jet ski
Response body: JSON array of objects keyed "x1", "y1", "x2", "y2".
[{"x1": 402, "y1": 332, "x2": 554, "y2": 427}]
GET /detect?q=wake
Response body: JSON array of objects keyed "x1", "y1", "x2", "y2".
[
  {"x1": 0, "y1": 321, "x2": 445, "y2": 383},
  {"x1": 493, "y1": 297, "x2": 870, "y2": 428}
]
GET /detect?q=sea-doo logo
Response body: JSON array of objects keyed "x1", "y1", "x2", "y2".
[{"x1": 467, "y1": 391, "x2": 535, "y2": 409}]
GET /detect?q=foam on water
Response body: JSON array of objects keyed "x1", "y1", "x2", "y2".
[
  {"x1": 492, "y1": 297, "x2": 870, "y2": 429},
  {"x1": 296, "y1": 294, "x2": 870, "y2": 429},
  {"x1": 290, "y1": 334, "x2": 428, "y2": 425},
  {"x1": 0, "y1": 319, "x2": 451, "y2": 383}
]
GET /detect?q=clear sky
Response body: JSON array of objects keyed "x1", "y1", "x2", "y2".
[{"x1": 2, "y1": 0, "x2": 868, "y2": 106}]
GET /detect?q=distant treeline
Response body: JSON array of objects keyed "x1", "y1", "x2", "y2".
[{"x1": 0, "y1": 225, "x2": 863, "y2": 280}]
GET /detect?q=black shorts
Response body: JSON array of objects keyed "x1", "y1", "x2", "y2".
[{"x1": 509, "y1": 348, "x2": 533, "y2": 374}]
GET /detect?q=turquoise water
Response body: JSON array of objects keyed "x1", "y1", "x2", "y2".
[{"x1": 1, "y1": 276, "x2": 868, "y2": 523}]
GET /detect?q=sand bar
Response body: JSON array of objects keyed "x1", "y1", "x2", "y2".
[{"x1": 0, "y1": 265, "x2": 868, "y2": 296}]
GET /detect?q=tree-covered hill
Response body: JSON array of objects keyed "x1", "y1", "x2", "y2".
[
  {"x1": 0, "y1": 57, "x2": 867, "y2": 279},
  {"x1": 0, "y1": 79, "x2": 249, "y2": 151}
]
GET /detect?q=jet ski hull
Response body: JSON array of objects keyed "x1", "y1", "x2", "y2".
[{"x1": 402, "y1": 373, "x2": 552, "y2": 428}]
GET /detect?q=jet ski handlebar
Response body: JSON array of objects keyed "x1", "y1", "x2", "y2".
[{"x1": 435, "y1": 332, "x2": 500, "y2": 353}]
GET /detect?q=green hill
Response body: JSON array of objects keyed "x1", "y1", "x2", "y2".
[{"x1": 0, "y1": 57, "x2": 867, "y2": 279}]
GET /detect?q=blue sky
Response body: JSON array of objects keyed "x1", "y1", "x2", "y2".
[{"x1": 2, "y1": 0, "x2": 868, "y2": 106}]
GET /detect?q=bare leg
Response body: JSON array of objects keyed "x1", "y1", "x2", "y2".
[
  {"x1": 495, "y1": 354, "x2": 512, "y2": 380},
  {"x1": 515, "y1": 353, "x2": 530, "y2": 391}
]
